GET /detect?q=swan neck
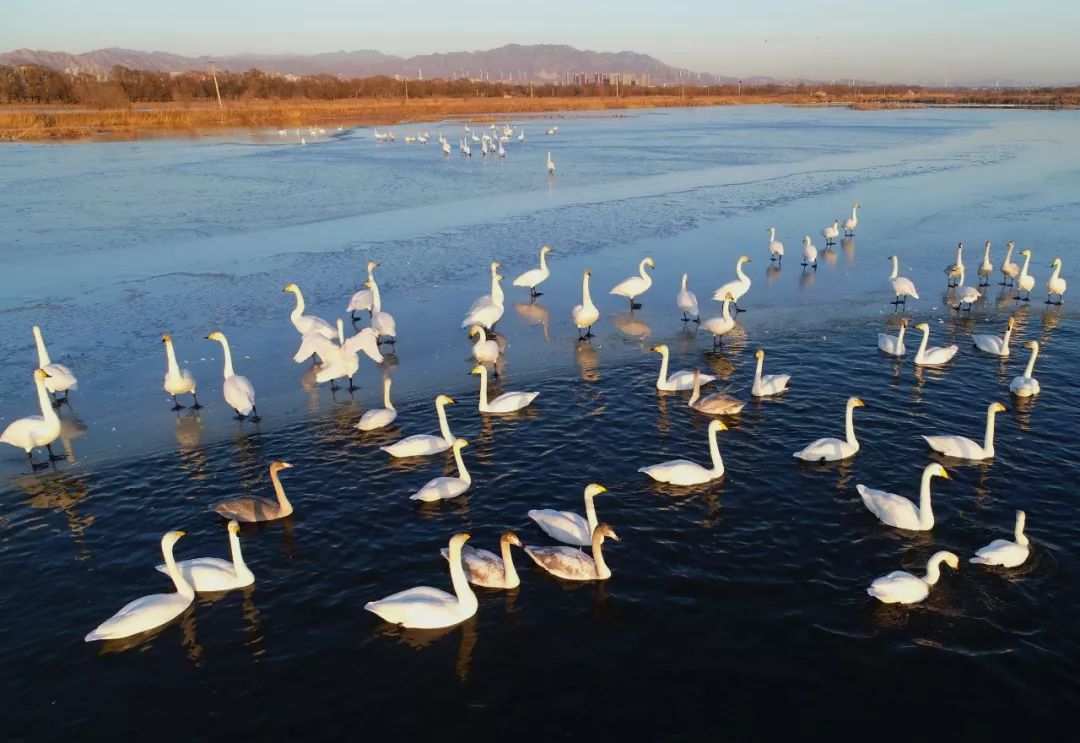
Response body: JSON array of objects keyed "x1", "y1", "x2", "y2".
[
  {"x1": 382, "y1": 378, "x2": 394, "y2": 409},
  {"x1": 228, "y1": 528, "x2": 250, "y2": 576},
  {"x1": 984, "y1": 406, "x2": 998, "y2": 454},
  {"x1": 500, "y1": 538, "x2": 520, "y2": 586},
  {"x1": 736, "y1": 261, "x2": 748, "y2": 282},
  {"x1": 584, "y1": 492, "x2": 599, "y2": 533},
  {"x1": 539, "y1": 250, "x2": 548, "y2": 271},
  {"x1": 1001, "y1": 325, "x2": 1012, "y2": 351},
  {"x1": 924, "y1": 556, "x2": 944, "y2": 586},
  {"x1": 689, "y1": 373, "x2": 700, "y2": 405},
  {"x1": 845, "y1": 403, "x2": 858, "y2": 447},
  {"x1": 591, "y1": 532, "x2": 611, "y2": 579},
  {"x1": 708, "y1": 426, "x2": 724, "y2": 474},
  {"x1": 448, "y1": 541, "x2": 477, "y2": 608},
  {"x1": 453, "y1": 444, "x2": 471, "y2": 484},
  {"x1": 477, "y1": 370, "x2": 489, "y2": 411},
  {"x1": 436, "y1": 399, "x2": 453, "y2": 441},
  {"x1": 754, "y1": 354, "x2": 763, "y2": 385},
  {"x1": 1004, "y1": 244, "x2": 1014, "y2": 263},
  {"x1": 32, "y1": 327, "x2": 51, "y2": 367},
  {"x1": 1050, "y1": 263, "x2": 1062, "y2": 282},
  {"x1": 35, "y1": 374, "x2": 59, "y2": 423},
  {"x1": 582, "y1": 272, "x2": 593, "y2": 306},
  {"x1": 1014, "y1": 516, "x2": 1028, "y2": 546},
  {"x1": 917, "y1": 326, "x2": 929, "y2": 356},
  {"x1": 291, "y1": 290, "x2": 305, "y2": 319},
  {"x1": 1020, "y1": 253, "x2": 1031, "y2": 277},
  {"x1": 370, "y1": 281, "x2": 381, "y2": 313},
  {"x1": 897, "y1": 323, "x2": 906, "y2": 343},
  {"x1": 889, "y1": 255, "x2": 898, "y2": 280},
  {"x1": 1024, "y1": 344, "x2": 1039, "y2": 377},
  {"x1": 722, "y1": 298, "x2": 732, "y2": 323},
  {"x1": 680, "y1": 273, "x2": 687, "y2": 291},
  {"x1": 270, "y1": 468, "x2": 292, "y2": 513},
  {"x1": 918, "y1": 469, "x2": 935, "y2": 529},
  {"x1": 218, "y1": 338, "x2": 235, "y2": 378},
  {"x1": 164, "y1": 338, "x2": 180, "y2": 374},
  {"x1": 657, "y1": 350, "x2": 670, "y2": 386},
  {"x1": 164, "y1": 538, "x2": 194, "y2": 599}
]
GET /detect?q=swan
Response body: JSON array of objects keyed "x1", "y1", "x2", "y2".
[
  {"x1": 210, "y1": 461, "x2": 295, "y2": 522},
  {"x1": 345, "y1": 261, "x2": 379, "y2": 319},
  {"x1": 857, "y1": 463, "x2": 949, "y2": 531},
  {"x1": 162, "y1": 333, "x2": 201, "y2": 410},
  {"x1": 688, "y1": 368, "x2": 744, "y2": 415},
  {"x1": 793, "y1": 396, "x2": 864, "y2": 462},
  {"x1": 1009, "y1": 341, "x2": 1041, "y2": 397},
  {"x1": 977, "y1": 241, "x2": 994, "y2": 287},
  {"x1": 356, "y1": 376, "x2": 397, "y2": 431},
  {"x1": 702, "y1": 295, "x2": 736, "y2": 350},
  {"x1": 85, "y1": 530, "x2": 195, "y2": 642},
  {"x1": 653, "y1": 344, "x2": 715, "y2": 391},
  {"x1": 469, "y1": 326, "x2": 500, "y2": 365},
  {"x1": 712, "y1": 255, "x2": 752, "y2": 311},
  {"x1": 465, "y1": 261, "x2": 502, "y2": 317},
  {"x1": 952, "y1": 264, "x2": 981, "y2": 311},
  {"x1": 206, "y1": 331, "x2": 259, "y2": 420},
  {"x1": 461, "y1": 266, "x2": 505, "y2": 332},
  {"x1": 766, "y1": 227, "x2": 784, "y2": 263},
  {"x1": 525, "y1": 524, "x2": 619, "y2": 581},
  {"x1": 801, "y1": 236, "x2": 818, "y2": 268},
  {"x1": 365, "y1": 533, "x2": 478, "y2": 629},
  {"x1": 498, "y1": 140, "x2": 506, "y2": 158},
  {"x1": 518, "y1": 128, "x2": 525, "y2": 142},
  {"x1": 471, "y1": 365, "x2": 538, "y2": 413},
  {"x1": 972, "y1": 316, "x2": 1014, "y2": 356},
  {"x1": 676, "y1": 273, "x2": 699, "y2": 321},
  {"x1": 970, "y1": 510, "x2": 1030, "y2": 568},
  {"x1": 821, "y1": 218, "x2": 840, "y2": 245},
  {"x1": 999, "y1": 241, "x2": 1019, "y2": 286},
  {"x1": 31, "y1": 326, "x2": 77, "y2": 403},
  {"x1": 923, "y1": 401, "x2": 1006, "y2": 460},
  {"x1": 610, "y1": 257, "x2": 654, "y2": 310},
  {"x1": 877, "y1": 319, "x2": 907, "y2": 356},
  {"x1": 441, "y1": 531, "x2": 523, "y2": 589},
  {"x1": 410, "y1": 439, "x2": 472, "y2": 502},
  {"x1": 283, "y1": 283, "x2": 336, "y2": 340},
  {"x1": 513, "y1": 245, "x2": 553, "y2": 297},
  {"x1": 1047, "y1": 257, "x2": 1067, "y2": 304},
  {"x1": 843, "y1": 203, "x2": 860, "y2": 236},
  {"x1": 546, "y1": 151, "x2": 555, "y2": 174},
  {"x1": 572, "y1": 268, "x2": 600, "y2": 340},
  {"x1": 639, "y1": 419, "x2": 727, "y2": 486},
  {"x1": 442, "y1": 139, "x2": 452, "y2": 156},
  {"x1": 367, "y1": 279, "x2": 396, "y2": 344},
  {"x1": 1, "y1": 368, "x2": 64, "y2": 469},
  {"x1": 294, "y1": 321, "x2": 382, "y2": 391},
  {"x1": 156, "y1": 520, "x2": 254, "y2": 592},
  {"x1": 1015, "y1": 249, "x2": 1035, "y2": 301},
  {"x1": 751, "y1": 348, "x2": 790, "y2": 397},
  {"x1": 867, "y1": 551, "x2": 959, "y2": 605},
  {"x1": 528, "y1": 483, "x2": 608, "y2": 547},
  {"x1": 945, "y1": 243, "x2": 964, "y2": 287},
  {"x1": 887, "y1": 254, "x2": 920, "y2": 307},
  {"x1": 380, "y1": 394, "x2": 456, "y2": 457},
  {"x1": 913, "y1": 323, "x2": 958, "y2": 366}
]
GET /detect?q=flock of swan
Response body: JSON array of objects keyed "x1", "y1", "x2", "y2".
[
  {"x1": 369, "y1": 121, "x2": 558, "y2": 174},
  {"x1": 1, "y1": 186, "x2": 1068, "y2": 641}
]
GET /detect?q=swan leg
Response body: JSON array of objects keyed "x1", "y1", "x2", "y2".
[
  {"x1": 28, "y1": 451, "x2": 49, "y2": 471},
  {"x1": 348, "y1": 376, "x2": 358, "y2": 392},
  {"x1": 171, "y1": 395, "x2": 185, "y2": 411},
  {"x1": 530, "y1": 287, "x2": 542, "y2": 298},
  {"x1": 190, "y1": 392, "x2": 203, "y2": 410},
  {"x1": 46, "y1": 443, "x2": 67, "y2": 462},
  {"x1": 233, "y1": 408, "x2": 245, "y2": 420},
  {"x1": 249, "y1": 406, "x2": 261, "y2": 423},
  {"x1": 50, "y1": 391, "x2": 63, "y2": 409},
  {"x1": 330, "y1": 379, "x2": 339, "y2": 391}
]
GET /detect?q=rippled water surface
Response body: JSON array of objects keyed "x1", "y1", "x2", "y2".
[{"x1": 2, "y1": 106, "x2": 1079, "y2": 739}]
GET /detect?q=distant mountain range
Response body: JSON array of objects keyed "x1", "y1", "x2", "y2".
[{"x1": 0, "y1": 44, "x2": 721, "y2": 85}]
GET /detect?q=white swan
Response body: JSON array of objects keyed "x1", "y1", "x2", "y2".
[
  {"x1": 161, "y1": 333, "x2": 201, "y2": 410},
  {"x1": 1009, "y1": 341, "x2": 1041, "y2": 397},
  {"x1": 688, "y1": 368, "x2": 744, "y2": 415},
  {"x1": 713, "y1": 255, "x2": 752, "y2": 310},
  {"x1": 465, "y1": 261, "x2": 502, "y2": 316},
  {"x1": 410, "y1": 438, "x2": 472, "y2": 502},
  {"x1": 821, "y1": 218, "x2": 840, "y2": 245},
  {"x1": 878, "y1": 319, "x2": 907, "y2": 356},
  {"x1": 653, "y1": 344, "x2": 715, "y2": 391},
  {"x1": 945, "y1": 243, "x2": 964, "y2": 287},
  {"x1": 471, "y1": 365, "x2": 538, "y2": 413},
  {"x1": 952, "y1": 264, "x2": 981, "y2": 311},
  {"x1": 441, "y1": 531, "x2": 523, "y2": 589},
  {"x1": 867, "y1": 551, "x2": 959, "y2": 605},
  {"x1": 857, "y1": 463, "x2": 949, "y2": 531},
  {"x1": 367, "y1": 279, "x2": 396, "y2": 344},
  {"x1": 442, "y1": 139, "x2": 451, "y2": 156},
  {"x1": 972, "y1": 316, "x2": 1014, "y2": 356},
  {"x1": 356, "y1": 376, "x2": 397, "y2": 431},
  {"x1": 676, "y1": 273, "x2": 699, "y2": 321},
  {"x1": 518, "y1": 128, "x2": 525, "y2": 142},
  {"x1": 977, "y1": 240, "x2": 994, "y2": 286},
  {"x1": 206, "y1": 331, "x2": 259, "y2": 419},
  {"x1": 85, "y1": 530, "x2": 195, "y2": 642},
  {"x1": 610, "y1": 256, "x2": 654, "y2": 310},
  {"x1": 156, "y1": 520, "x2": 254, "y2": 592},
  {"x1": 546, "y1": 150, "x2": 555, "y2": 174},
  {"x1": 801, "y1": 236, "x2": 818, "y2": 268},
  {"x1": 461, "y1": 265, "x2": 505, "y2": 331},
  {"x1": 971, "y1": 510, "x2": 1030, "y2": 568},
  {"x1": 210, "y1": 461, "x2": 295, "y2": 522},
  {"x1": 843, "y1": 203, "x2": 860, "y2": 236},
  {"x1": 887, "y1": 254, "x2": 919, "y2": 306},
  {"x1": 751, "y1": 348, "x2": 790, "y2": 397},
  {"x1": 528, "y1": 483, "x2": 608, "y2": 547},
  {"x1": 793, "y1": 396, "x2": 864, "y2": 462},
  {"x1": 572, "y1": 268, "x2": 600, "y2": 340},
  {"x1": 913, "y1": 322, "x2": 958, "y2": 366},
  {"x1": 365, "y1": 533, "x2": 478, "y2": 629},
  {"x1": 294, "y1": 321, "x2": 382, "y2": 390},
  {"x1": 513, "y1": 245, "x2": 553, "y2": 297},
  {"x1": 1, "y1": 368, "x2": 64, "y2": 469},
  {"x1": 31, "y1": 325, "x2": 77, "y2": 402},
  {"x1": 1000, "y1": 241, "x2": 1019, "y2": 285},
  {"x1": 1047, "y1": 257, "x2": 1067, "y2": 304},
  {"x1": 702, "y1": 295, "x2": 736, "y2": 350},
  {"x1": 345, "y1": 261, "x2": 379, "y2": 318},
  {"x1": 283, "y1": 283, "x2": 336, "y2": 340},
  {"x1": 639, "y1": 419, "x2": 727, "y2": 486},
  {"x1": 380, "y1": 394, "x2": 456, "y2": 457},
  {"x1": 469, "y1": 326, "x2": 500, "y2": 366},
  {"x1": 766, "y1": 227, "x2": 784, "y2": 263},
  {"x1": 923, "y1": 401, "x2": 1006, "y2": 460},
  {"x1": 1015, "y1": 248, "x2": 1035, "y2": 301},
  {"x1": 525, "y1": 524, "x2": 619, "y2": 581}
]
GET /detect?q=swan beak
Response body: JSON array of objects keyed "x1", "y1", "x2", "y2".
[
  {"x1": 585, "y1": 268, "x2": 592, "y2": 276},
  {"x1": 279, "y1": 462, "x2": 294, "y2": 469},
  {"x1": 446, "y1": 397, "x2": 456, "y2": 404},
  {"x1": 940, "y1": 469, "x2": 951, "y2": 480},
  {"x1": 161, "y1": 334, "x2": 170, "y2": 343},
  {"x1": 854, "y1": 398, "x2": 865, "y2": 407},
  {"x1": 175, "y1": 530, "x2": 186, "y2": 538}
]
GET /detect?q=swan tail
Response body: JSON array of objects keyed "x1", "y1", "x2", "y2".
[{"x1": 910, "y1": 290, "x2": 920, "y2": 299}]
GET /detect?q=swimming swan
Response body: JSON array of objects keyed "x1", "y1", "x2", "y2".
[
  {"x1": 1009, "y1": 341, "x2": 1041, "y2": 397},
  {"x1": 31, "y1": 325, "x2": 77, "y2": 403},
  {"x1": 1, "y1": 368, "x2": 64, "y2": 469},
  {"x1": 156, "y1": 520, "x2": 254, "y2": 592},
  {"x1": 513, "y1": 245, "x2": 553, "y2": 297},
  {"x1": 525, "y1": 524, "x2": 619, "y2": 581},
  {"x1": 972, "y1": 316, "x2": 1014, "y2": 356},
  {"x1": 867, "y1": 551, "x2": 959, "y2": 604},
  {"x1": 528, "y1": 483, "x2": 608, "y2": 547},
  {"x1": 877, "y1": 319, "x2": 907, "y2": 356},
  {"x1": 913, "y1": 323, "x2": 958, "y2": 366},
  {"x1": 639, "y1": 419, "x2": 727, "y2": 485},
  {"x1": 410, "y1": 438, "x2": 471, "y2": 501},
  {"x1": 471, "y1": 365, "x2": 538, "y2": 413},
  {"x1": 653, "y1": 344, "x2": 715, "y2": 391},
  {"x1": 610, "y1": 257, "x2": 655, "y2": 310},
  {"x1": 210, "y1": 461, "x2": 295, "y2": 522},
  {"x1": 688, "y1": 368, "x2": 745, "y2": 415},
  {"x1": 356, "y1": 376, "x2": 397, "y2": 431},
  {"x1": 380, "y1": 394, "x2": 456, "y2": 457},
  {"x1": 857, "y1": 463, "x2": 949, "y2": 531},
  {"x1": 970, "y1": 510, "x2": 1030, "y2": 568},
  {"x1": 923, "y1": 401, "x2": 1006, "y2": 460},
  {"x1": 752, "y1": 348, "x2": 790, "y2": 397},
  {"x1": 793, "y1": 396, "x2": 864, "y2": 462},
  {"x1": 162, "y1": 333, "x2": 201, "y2": 410},
  {"x1": 441, "y1": 530, "x2": 523, "y2": 589}
]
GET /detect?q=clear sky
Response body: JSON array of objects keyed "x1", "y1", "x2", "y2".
[{"x1": 3, "y1": 0, "x2": 1078, "y2": 85}]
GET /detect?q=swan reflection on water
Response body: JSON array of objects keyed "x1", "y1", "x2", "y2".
[
  {"x1": 514, "y1": 301, "x2": 551, "y2": 341},
  {"x1": 612, "y1": 312, "x2": 652, "y2": 340}
]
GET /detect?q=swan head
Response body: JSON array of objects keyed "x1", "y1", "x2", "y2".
[
  {"x1": 650, "y1": 344, "x2": 669, "y2": 356},
  {"x1": 469, "y1": 365, "x2": 486, "y2": 375},
  {"x1": 989, "y1": 401, "x2": 1007, "y2": 414},
  {"x1": 739, "y1": 255, "x2": 751, "y2": 263},
  {"x1": 928, "y1": 463, "x2": 950, "y2": 480},
  {"x1": 1021, "y1": 249, "x2": 1031, "y2": 257},
  {"x1": 1025, "y1": 340, "x2": 1038, "y2": 351},
  {"x1": 270, "y1": 461, "x2": 293, "y2": 473},
  {"x1": 708, "y1": 419, "x2": 728, "y2": 434},
  {"x1": 540, "y1": 245, "x2": 553, "y2": 255},
  {"x1": 1007, "y1": 316, "x2": 1016, "y2": 329},
  {"x1": 915, "y1": 322, "x2": 929, "y2": 332},
  {"x1": 363, "y1": 280, "x2": 372, "y2": 288},
  {"x1": 490, "y1": 261, "x2": 502, "y2": 272},
  {"x1": 163, "y1": 530, "x2": 186, "y2": 547},
  {"x1": 495, "y1": 274, "x2": 505, "y2": 282},
  {"x1": 469, "y1": 326, "x2": 482, "y2": 338},
  {"x1": 933, "y1": 551, "x2": 960, "y2": 571},
  {"x1": 501, "y1": 530, "x2": 523, "y2": 549},
  {"x1": 367, "y1": 260, "x2": 379, "y2": 271},
  {"x1": 449, "y1": 532, "x2": 471, "y2": 549},
  {"x1": 161, "y1": 333, "x2": 172, "y2": 343},
  {"x1": 754, "y1": 349, "x2": 764, "y2": 360},
  {"x1": 1051, "y1": 257, "x2": 1062, "y2": 267},
  {"x1": 854, "y1": 202, "x2": 861, "y2": 208},
  {"x1": 593, "y1": 523, "x2": 619, "y2": 542},
  {"x1": 206, "y1": 331, "x2": 226, "y2": 343},
  {"x1": 803, "y1": 235, "x2": 811, "y2": 244},
  {"x1": 436, "y1": 394, "x2": 456, "y2": 406},
  {"x1": 34, "y1": 368, "x2": 50, "y2": 382},
  {"x1": 584, "y1": 268, "x2": 592, "y2": 277},
  {"x1": 283, "y1": 283, "x2": 299, "y2": 294},
  {"x1": 1007, "y1": 240, "x2": 1015, "y2": 248},
  {"x1": 644, "y1": 257, "x2": 655, "y2": 270},
  {"x1": 228, "y1": 520, "x2": 240, "y2": 536},
  {"x1": 722, "y1": 292, "x2": 735, "y2": 301},
  {"x1": 849, "y1": 396, "x2": 865, "y2": 408},
  {"x1": 453, "y1": 438, "x2": 469, "y2": 451},
  {"x1": 584, "y1": 483, "x2": 608, "y2": 499}
]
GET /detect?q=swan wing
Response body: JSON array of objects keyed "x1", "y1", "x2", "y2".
[
  {"x1": 343, "y1": 328, "x2": 383, "y2": 362},
  {"x1": 371, "y1": 311, "x2": 396, "y2": 338},
  {"x1": 410, "y1": 476, "x2": 469, "y2": 501},
  {"x1": 364, "y1": 586, "x2": 462, "y2": 628},
  {"x1": 381, "y1": 435, "x2": 450, "y2": 457},
  {"x1": 441, "y1": 546, "x2": 506, "y2": 587},
  {"x1": 1, "y1": 416, "x2": 48, "y2": 449},
  {"x1": 892, "y1": 277, "x2": 919, "y2": 298},
  {"x1": 639, "y1": 459, "x2": 710, "y2": 485},
  {"x1": 856, "y1": 484, "x2": 920, "y2": 529},
  {"x1": 210, "y1": 496, "x2": 283, "y2": 523},
  {"x1": 867, "y1": 572, "x2": 927, "y2": 603},
  {"x1": 488, "y1": 391, "x2": 539, "y2": 412},
  {"x1": 346, "y1": 288, "x2": 374, "y2": 312},
  {"x1": 160, "y1": 558, "x2": 249, "y2": 591},
  {"x1": 971, "y1": 540, "x2": 1028, "y2": 567},
  {"x1": 527, "y1": 509, "x2": 590, "y2": 546},
  {"x1": 922, "y1": 435, "x2": 985, "y2": 459},
  {"x1": 43, "y1": 363, "x2": 78, "y2": 391},
  {"x1": 610, "y1": 277, "x2": 645, "y2": 297},
  {"x1": 513, "y1": 268, "x2": 544, "y2": 287},
  {"x1": 357, "y1": 408, "x2": 397, "y2": 431},
  {"x1": 294, "y1": 333, "x2": 339, "y2": 364},
  {"x1": 524, "y1": 546, "x2": 598, "y2": 581},
  {"x1": 793, "y1": 437, "x2": 850, "y2": 461},
  {"x1": 85, "y1": 592, "x2": 190, "y2": 641}
]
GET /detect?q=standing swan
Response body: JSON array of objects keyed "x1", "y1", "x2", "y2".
[
  {"x1": 867, "y1": 551, "x2": 959, "y2": 605},
  {"x1": 713, "y1": 256, "x2": 752, "y2": 312},
  {"x1": 441, "y1": 531, "x2": 523, "y2": 589},
  {"x1": 653, "y1": 344, "x2": 715, "y2": 391},
  {"x1": 283, "y1": 283, "x2": 336, "y2": 340},
  {"x1": 751, "y1": 349, "x2": 790, "y2": 397},
  {"x1": 346, "y1": 261, "x2": 379, "y2": 319},
  {"x1": 525, "y1": 524, "x2": 619, "y2": 581},
  {"x1": 972, "y1": 316, "x2": 1014, "y2": 356},
  {"x1": 999, "y1": 241, "x2": 1018, "y2": 286},
  {"x1": 294, "y1": 321, "x2": 382, "y2": 391},
  {"x1": 977, "y1": 241, "x2": 994, "y2": 287},
  {"x1": 1046, "y1": 257, "x2": 1067, "y2": 304},
  {"x1": 410, "y1": 439, "x2": 471, "y2": 502},
  {"x1": 610, "y1": 257, "x2": 655, "y2": 310},
  {"x1": 1015, "y1": 249, "x2": 1035, "y2": 301},
  {"x1": 857, "y1": 463, "x2": 949, "y2": 531},
  {"x1": 913, "y1": 323, "x2": 958, "y2": 366},
  {"x1": 31, "y1": 326, "x2": 78, "y2": 404},
  {"x1": 801, "y1": 236, "x2": 818, "y2": 269},
  {"x1": 822, "y1": 218, "x2": 840, "y2": 246},
  {"x1": 367, "y1": 279, "x2": 397, "y2": 345},
  {"x1": 572, "y1": 268, "x2": 600, "y2": 340},
  {"x1": 945, "y1": 243, "x2": 964, "y2": 287},
  {"x1": 546, "y1": 151, "x2": 555, "y2": 174},
  {"x1": 766, "y1": 227, "x2": 784, "y2": 263},
  {"x1": 471, "y1": 365, "x2": 538, "y2": 413},
  {"x1": 157, "y1": 520, "x2": 254, "y2": 592},
  {"x1": 1, "y1": 369, "x2": 64, "y2": 469},
  {"x1": 793, "y1": 396, "x2": 864, "y2": 462},
  {"x1": 513, "y1": 245, "x2": 553, "y2": 297},
  {"x1": 843, "y1": 203, "x2": 860, "y2": 236},
  {"x1": 365, "y1": 533, "x2": 478, "y2": 629},
  {"x1": 1009, "y1": 341, "x2": 1041, "y2": 397},
  {"x1": 528, "y1": 483, "x2": 608, "y2": 547},
  {"x1": 461, "y1": 266, "x2": 505, "y2": 332},
  {"x1": 206, "y1": 331, "x2": 259, "y2": 421},
  {"x1": 878, "y1": 319, "x2": 907, "y2": 356},
  {"x1": 210, "y1": 461, "x2": 295, "y2": 522},
  {"x1": 470, "y1": 326, "x2": 500, "y2": 368},
  {"x1": 676, "y1": 273, "x2": 699, "y2": 322},
  {"x1": 702, "y1": 295, "x2": 737, "y2": 350},
  {"x1": 887, "y1": 255, "x2": 919, "y2": 307},
  {"x1": 971, "y1": 511, "x2": 1030, "y2": 567},
  {"x1": 356, "y1": 376, "x2": 397, "y2": 431},
  {"x1": 162, "y1": 333, "x2": 201, "y2": 410},
  {"x1": 688, "y1": 368, "x2": 745, "y2": 415},
  {"x1": 952, "y1": 264, "x2": 981, "y2": 311},
  {"x1": 923, "y1": 402, "x2": 1006, "y2": 460},
  {"x1": 380, "y1": 395, "x2": 456, "y2": 457},
  {"x1": 639, "y1": 419, "x2": 727, "y2": 486},
  {"x1": 85, "y1": 531, "x2": 194, "y2": 641}
]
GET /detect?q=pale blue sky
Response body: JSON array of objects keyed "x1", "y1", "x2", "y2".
[{"x1": 3, "y1": 0, "x2": 1077, "y2": 85}]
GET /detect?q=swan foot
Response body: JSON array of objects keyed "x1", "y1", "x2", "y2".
[
  {"x1": 28, "y1": 453, "x2": 49, "y2": 471},
  {"x1": 249, "y1": 407, "x2": 261, "y2": 423},
  {"x1": 530, "y1": 288, "x2": 542, "y2": 298},
  {"x1": 630, "y1": 300, "x2": 642, "y2": 311},
  {"x1": 190, "y1": 396, "x2": 204, "y2": 410},
  {"x1": 46, "y1": 444, "x2": 67, "y2": 462},
  {"x1": 233, "y1": 409, "x2": 246, "y2": 420}
]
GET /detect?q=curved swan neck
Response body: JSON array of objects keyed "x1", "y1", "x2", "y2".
[
  {"x1": 164, "y1": 337, "x2": 180, "y2": 374},
  {"x1": 638, "y1": 259, "x2": 649, "y2": 279},
  {"x1": 217, "y1": 338, "x2": 235, "y2": 378},
  {"x1": 722, "y1": 298, "x2": 732, "y2": 323},
  {"x1": 918, "y1": 469, "x2": 936, "y2": 529},
  {"x1": 1050, "y1": 262, "x2": 1062, "y2": 282},
  {"x1": 689, "y1": 371, "x2": 701, "y2": 405},
  {"x1": 916, "y1": 326, "x2": 930, "y2": 356},
  {"x1": 889, "y1": 255, "x2": 898, "y2": 280},
  {"x1": 656, "y1": 349, "x2": 670, "y2": 386},
  {"x1": 382, "y1": 377, "x2": 394, "y2": 409},
  {"x1": 736, "y1": 260, "x2": 748, "y2": 282},
  {"x1": 845, "y1": 402, "x2": 858, "y2": 447},
  {"x1": 1014, "y1": 514, "x2": 1029, "y2": 546},
  {"x1": 436, "y1": 399, "x2": 453, "y2": 440},
  {"x1": 707, "y1": 426, "x2": 724, "y2": 474},
  {"x1": 35, "y1": 373, "x2": 59, "y2": 423},
  {"x1": 448, "y1": 541, "x2": 477, "y2": 607},
  {"x1": 163, "y1": 537, "x2": 194, "y2": 599},
  {"x1": 32, "y1": 326, "x2": 51, "y2": 367},
  {"x1": 924, "y1": 555, "x2": 945, "y2": 586},
  {"x1": 984, "y1": 405, "x2": 999, "y2": 454},
  {"x1": 452, "y1": 444, "x2": 470, "y2": 483},
  {"x1": 591, "y1": 532, "x2": 611, "y2": 579},
  {"x1": 475, "y1": 327, "x2": 488, "y2": 344},
  {"x1": 500, "y1": 539, "x2": 519, "y2": 585},
  {"x1": 270, "y1": 468, "x2": 292, "y2": 513},
  {"x1": 584, "y1": 492, "x2": 599, "y2": 533},
  {"x1": 1024, "y1": 343, "x2": 1039, "y2": 377}
]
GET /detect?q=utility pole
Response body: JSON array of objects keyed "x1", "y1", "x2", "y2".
[
  {"x1": 404, "y1": 76, "x2": 408, "y2": 101},
  {"x1": 210, "y1": 61, "x2": 223, "y2": 109}
]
